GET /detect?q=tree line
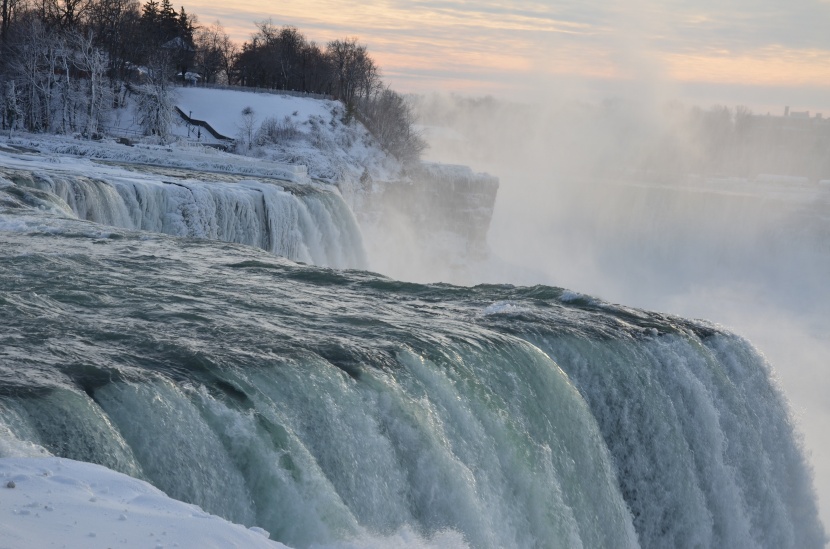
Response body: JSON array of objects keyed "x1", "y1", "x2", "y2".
[{"x1": 0, "y1": 0, "x2": 425, "y2": 162}]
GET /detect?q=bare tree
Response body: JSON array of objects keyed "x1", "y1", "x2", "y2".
[
  {"x1": 232, "y1": 22, "x2": 306, "y2": 90},
  {"x1": 299, "y1": 40, "x2": 330, "y2": 94},
  {"x1": 134, "y1": 51, "x2": 175, "y2": 139},
  {"x1": 39, "y1": 0, "x2": 90, "y2": 29},
  {"x1": 1, "y1": 80, "x2": 22, "y2": 134},
  {"x1": 326, "y1": 38, "x2": 379, "y2": 111},
  {"x1": 70, "y1": 28, "x2": 110, "y2": 136},
  {"x1": 84, "y1": 0, "x2": 141, "y2": 83},
  {"x1": 236, "y1": 105, "x2": 255, "y2": 150},
  {"x1": 194, "y1": 20, "x2": 232, "y2": 83},
  {"x1": 1, "y1": 0, "x2": 26, "y2": 45},
  {"x1": 5, "y1": 17, "x2": 55, "y2": 131},
  {"x1": 359, "y1": 87, "x2": 426, "y2": 164}
]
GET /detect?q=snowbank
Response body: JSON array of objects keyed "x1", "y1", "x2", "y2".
[
  {"x1": 0, "y1": 457, "x2": 285, "y2": 549},
  {"x1": 176, "y1": 88, "x2": 336, "y2": 139},
  {"x1": 173, "y1": 87, "x2": 403, "y2": 192},
  {"x1": 1, "y1": 134, "x2": 309, "y2": 183}
]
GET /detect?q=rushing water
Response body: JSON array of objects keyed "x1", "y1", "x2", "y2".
[
  {"x1": 0, "y1": 162, "x2": 825, "y2": 548},
  {"x1": 0, "y1": 162, "x2": 366, "y2": 270}
]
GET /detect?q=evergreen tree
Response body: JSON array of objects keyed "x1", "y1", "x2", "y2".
[
  {"x1": 158, "y1": 0, "x2": 177, "y2": 40},
  {"x1": 176, "y1": 6, "x2": 194, "y2": 44},
  {"x1": 140, "y1": 0, "x2": 157, "y2": 25}
]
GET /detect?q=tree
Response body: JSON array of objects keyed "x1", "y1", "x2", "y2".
[
  {"x1": 237, "y1": 105, "x2": 255, "y2": 150},
  {"x1": 84, "y1": 0, "x2": 141, "y2": 82},
  {"x1": 4, "y1": 16, "x2": 58, "y2": 131},
  {"x1": 1, "y1": 0, "x2": 25, "y2": 45},
  {"x1": 157, "y1": 0, "x2": 176, "y2": 39},
  {"x1": 194, "y1": 20, "x2": 231, "y2": 83},
  {"x1": 298, "y1": 41, "x2": 330, "y2": 94},
  {"x1": 175, "y1": 5, "x2": 193, "y2": 43},
  {"x1": 70, "y1": 29, "x2": 110, "y2": 136},
  {"x1": 326, "y1": 38, "x2": 379, "y2": 111},
  {"x1": 139, "y1": 0, "x2": 156, "y2": 25},
  {"x1": 1, "y1": 80, "x2": 22, "y2": 134},
  {"x1": 135, "y1": 51, "x2": 174, "y2": 139},
  {"x1": 39, "y1": 0, "x2": 90, "y2": 29},
  {"x1": 358, "y1": 87, "x2": 426, "y2": 164},
  {"x1": 0, "y1": 1, "x2": 422, "y2": 159},
  {"x1": 231, "y1": 23, "x2": 333, "y2": 94},
  {"x1": 232, "y1": 22, "x2": 305, "y2": 90}
]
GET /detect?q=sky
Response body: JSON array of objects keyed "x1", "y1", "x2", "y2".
[{"x1": 184, "y1": 0, "x2": 830, "y2": 114}]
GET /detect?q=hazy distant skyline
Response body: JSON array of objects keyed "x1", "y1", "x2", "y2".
[{"x1": 185, "y1": 0, "x2": 830, "y2": 113}]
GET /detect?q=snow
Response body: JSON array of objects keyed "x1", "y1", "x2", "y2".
[
  {"x1": 1, "y1": 135, "x2": 310, "y2": 183},
  {"x1": 176, "y1": 88, "x2": 335, "y2": 139},
  {"x1": 170, "y1": 87, "x2": 403, "y2": 196},
  {"x1": 0, "y1": 457, "x2": 287, "y2": 549},
  {"x1": 5, "y1": 84, "x2": 406, "y2": 202}
]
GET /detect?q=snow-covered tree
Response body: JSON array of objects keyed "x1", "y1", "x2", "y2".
[
  {"x1": 134, "y1": 53, "x2": 175, "y2": 139},
  {"x1": 237, "y1": 105, "x2": 256, "y2": 150},
  {"x1": 70, "y1": 29, "x2": 110, "y2": 136},
  {"x1": 5, "y1": 17, "x2": 53, "y2": 131},
  {"x1": 358, "y1": 88, "x2": 426, "y2": 164},
  {"x1": 1, "y1": 80, "x2": 22, "y2": 135}
]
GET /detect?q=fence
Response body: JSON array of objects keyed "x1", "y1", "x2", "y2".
[
  {"x1": 173, "y1": 107, "x2": 234, "y2": 141},
  {"x1": 100, "y1": 125, "x2": 144, "y2": 138},
  {"x1": 177, "y1": 82, "x2": 334, "y2": 101}
]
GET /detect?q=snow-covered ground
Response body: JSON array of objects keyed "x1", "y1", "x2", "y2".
[
  {"x1": 173, "y1": 88, "x2": 403, "y2": 194},
  {"x1": 175, "y1": 88, "x2": 335, "y2": 140},
  {"x1": 105, "y1": 86, "x2": 403, "y2": 196},
  {"x1": 1, "y1": 134, "x2": 309, "y2": 183},
  {"x1": 0, "y1": 457, "x2": 284, "y2": 549},
  {"x1": 2, "y1": 406, "x2": 271, "y2": 549}
]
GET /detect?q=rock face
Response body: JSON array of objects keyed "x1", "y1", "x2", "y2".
[{"x1": 372, "y1": 162, "x2": 499, "y2": 260}]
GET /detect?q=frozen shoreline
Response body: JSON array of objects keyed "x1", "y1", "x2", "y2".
[{"x1": 0, "y1": 456, "x2": 284, "y2": 549}]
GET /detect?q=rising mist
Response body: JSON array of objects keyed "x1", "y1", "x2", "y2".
[{"x1": 404, "y1": 92, "x2": 830, "y2": 533}]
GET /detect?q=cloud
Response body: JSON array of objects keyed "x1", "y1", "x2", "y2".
[{"x1": 184, "y1": 0, "x2": 830, "y2": 110}]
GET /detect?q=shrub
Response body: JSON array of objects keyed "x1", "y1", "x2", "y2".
[{"x1": 256, "y1": 115, "x2": 299, "y2": 145}]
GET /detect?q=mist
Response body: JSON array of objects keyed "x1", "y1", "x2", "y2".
[{"x1": 393, "y1": 91, "x2": 830, "y2": 533}]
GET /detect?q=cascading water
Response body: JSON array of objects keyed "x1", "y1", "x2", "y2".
[
  {"x1": 0, "y1": 202, "x2": 825, "y2": 548},
  {"x1": 486, "y1": 297, "x2": 823, "y2": 548},
  {"x1": 0, "y1": 151, "x2": 825, "y2": 548},
  {"x1": 0, "y1": 161, "x2": 366, "y2": 270}
]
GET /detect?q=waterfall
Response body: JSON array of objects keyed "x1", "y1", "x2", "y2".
[
  {"x1": 2, "y1": 165, "x2": 367, "y2": 270},
  {"x1": 0, "y1": 217, "x2": 824, "y2": 548}
]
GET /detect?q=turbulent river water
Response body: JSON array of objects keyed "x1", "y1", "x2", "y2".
[{"x1": 0, "y1": 158, "x2": 825, "y2": 548}]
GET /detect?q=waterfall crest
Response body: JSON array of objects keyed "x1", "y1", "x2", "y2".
[{"x1": 2, "y1": 165, "x2": 366, "y2": 270}]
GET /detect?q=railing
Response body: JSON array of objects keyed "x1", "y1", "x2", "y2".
[
  {"x1": 173, "y1": 107, "x2": 235, "y2": 141},
  {"x1": 100, "y1": 125, "x2": 144, "y2": 138}
]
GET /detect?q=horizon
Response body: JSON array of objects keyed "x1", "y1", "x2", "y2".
[{"x1": 183, "y1": 0, "x2": 830, "y2": 115}]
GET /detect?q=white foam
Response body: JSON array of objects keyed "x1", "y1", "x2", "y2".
[{"x1": 482, "y1": 300, "x2": 530, "y2": 316}]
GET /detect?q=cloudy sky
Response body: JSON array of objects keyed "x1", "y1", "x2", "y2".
[{"x1": 186, "y1": 0, "x2": 830, "y2": 113}]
